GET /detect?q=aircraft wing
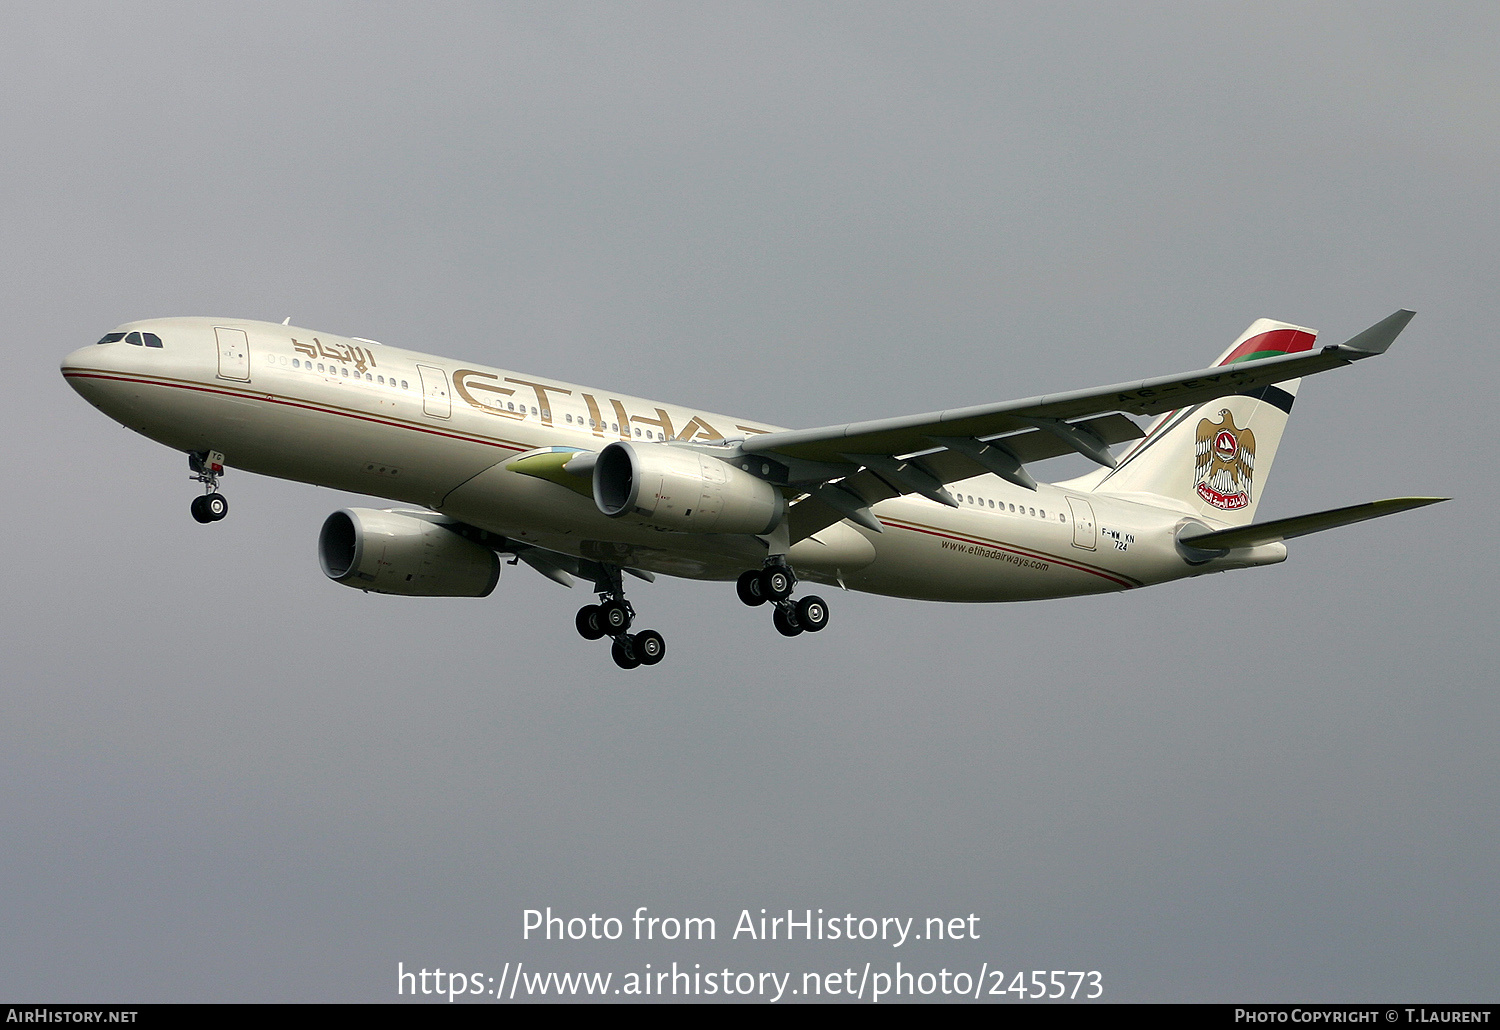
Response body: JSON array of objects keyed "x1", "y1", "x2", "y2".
[
  {"x1": 782, "y1": 412, "x2": 1144, "y2": 540},
  {"x1": 748, "y1": 309, "x2": 1413, "y2": 465},
  {"x1": 750, "y1": 310, "x2": 1415, "y2": 541}
]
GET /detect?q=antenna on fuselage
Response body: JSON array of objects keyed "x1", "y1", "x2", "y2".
[{"x1": 281, "y1": 317, "x2": 291, "y2": 325}]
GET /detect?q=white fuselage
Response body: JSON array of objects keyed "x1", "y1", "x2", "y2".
[{"x1": 62, "y1": 317, "x2": 1279, "y2": 602}]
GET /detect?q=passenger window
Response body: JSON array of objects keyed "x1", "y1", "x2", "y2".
[
  {"x1": 293, "y1": 359, "x2": 301, "y2": 368},
  {"x1": 318, "y1": 363, "x2": 325, "y2": 372},
  {"x1": 401, "y1": 380, "x2": 409, "y2": 389},
  {"x1": 634, "y1": 428, "x2": 642, "y2": 437},
  {"x1": 96, "y1": 333, "x2": 126, "y2": 345}
]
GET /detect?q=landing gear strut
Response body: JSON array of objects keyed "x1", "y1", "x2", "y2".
[
  {"x1": 574, "y1": 566, "x2": 666, "y2": 670},
  {"x1": 188, "y1": 451, "x2": 228, "y2": 524},
  {"x1": 737, "y1": 560, "x2": 829, "y2": 637}
]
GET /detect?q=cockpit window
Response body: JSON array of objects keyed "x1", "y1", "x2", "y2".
[{"x1": 117, "y1": 331, "x2": 165, "y2": 348}]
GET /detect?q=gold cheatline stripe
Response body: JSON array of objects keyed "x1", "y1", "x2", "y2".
[{"x1": 63, "y1": 367, "x2": 532, "y2": 453}]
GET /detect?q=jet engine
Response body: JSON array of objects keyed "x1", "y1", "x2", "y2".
[
  {"x1": 592, "y1": 442, "x2": 784, "y2": 534},
  {"x1": 318, "y1": 508, "x2": 501, "y2": 597}
]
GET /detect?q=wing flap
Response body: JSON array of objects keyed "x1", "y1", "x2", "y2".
[{"x1": 780, "y1": 414, "x2": 1143, "y2": 543}]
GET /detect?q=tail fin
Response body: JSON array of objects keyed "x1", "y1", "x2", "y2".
[{"x1": 1086, "y1": 318, "x2": 1318, "y2": 525}]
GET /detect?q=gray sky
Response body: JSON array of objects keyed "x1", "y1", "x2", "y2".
[{"x1": 3, "y1": 1, "x2": 1495, "y2": 1002}]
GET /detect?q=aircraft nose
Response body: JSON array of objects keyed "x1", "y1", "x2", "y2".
[
  {"x1": 61, "y1": 343, "x2": 96, "y2": 372},
  {"x1": 61, "y1": 332, "x2": 130, "y2": 402}
]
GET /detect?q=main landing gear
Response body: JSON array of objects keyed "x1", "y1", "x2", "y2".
[
  {"x1": 574, "y1": 567, "x2": 666, "y2": 670},
  {"x1": 736, "y1": 561, "x2": 829, "y2": 637},
  {"x1": 188, "y1": 451, "x2": 229, "y2": 524}
]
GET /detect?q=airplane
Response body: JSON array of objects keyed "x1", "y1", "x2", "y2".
[{"x1": 61, "y1": 310, "x2": 1445, "y2": 669}]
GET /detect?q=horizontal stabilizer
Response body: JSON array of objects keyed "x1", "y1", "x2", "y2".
[{"x1": 1177, "y1": 496, "x2": 1448, "y2": 550}]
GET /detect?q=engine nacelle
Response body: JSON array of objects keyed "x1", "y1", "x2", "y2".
[
  {"x1": 593, "y1": 442, "x2": 784, "y2": 535},
  {"x1": 318, "y1": 508, "x2": 501, "y2": 597}
]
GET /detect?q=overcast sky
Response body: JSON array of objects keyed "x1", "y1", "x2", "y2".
[{"x1": 3, "y1": 1, "x2": 1495, "y2": 1003}]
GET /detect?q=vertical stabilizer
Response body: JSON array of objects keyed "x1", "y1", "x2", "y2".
[{"x1": 1086, "y1": 319, "x2": 1317, "y2": 525}]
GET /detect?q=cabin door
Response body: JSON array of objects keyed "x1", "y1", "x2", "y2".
[
  {"x1": 1066, "y1": 497, "x2": 1097, "y2": 550},
  {"x1": 417, "y1": 364, "x2": 451, "y2": 418},
  {"x1": 214, "y1": 327, "x2": 250, "y2": 382}
]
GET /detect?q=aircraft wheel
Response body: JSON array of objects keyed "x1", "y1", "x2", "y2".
[
  {"x1": 611, "y1": 637, "x2": 642, "y2": 670},
  {"x1": 761, "y1": 567, "x2": 794, "y2": 601},
  {"x1": 575, "y1": 604, "x2": 605, "y2": 640},
  {"x1": 190, "y1": 496, "x2": 213, "y2": 524},
  {"x1": 599, "y1": 599, "x2": 632, "y2": 633},
  {"x1": 772, "y1": 605, "x2": 803, "y2": 637},
  {"x1": 204, "y1": 493, "x2": 229, "y2": 521},
  {"x1": 634, "y1": 630, "x2": 665, "y2": 666},
  {"x1": 736, "y1": 570, "x2": 767, "y2": 607},
  {"x1": 795, "y1": 595, "x2": 829, "y2": 633}
]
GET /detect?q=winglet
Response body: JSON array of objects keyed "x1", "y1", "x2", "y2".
[{"x1": 1337, "y1": 309, "x2": 1415, "y2": 357}]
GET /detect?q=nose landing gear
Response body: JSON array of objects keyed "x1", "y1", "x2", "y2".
[
  {"x1": 737, "y1": 561, "x2": 829, "y2": 638},
  {"x1": 188, "y1": 451, "x2": 229, "y2": 523},
  {"x1": 574, "y1": 566, "x2": 666, "y2": 669}
]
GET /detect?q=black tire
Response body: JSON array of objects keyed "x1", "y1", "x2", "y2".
[
  {"x1": 634, "y1": 630, "x2": 665, "y2": 666},
  {"x1": 575, "y1": 604, "x2": 605, "y2": 640},
  {"x1": 205, "y1": 493, "x2": 229, "y2": 521},
  {"x1": 736, "y1": 570, "x2": 767, "y2": 607},
  {"x1": 599, "y1": 599, "x2": 632, "y2": 633},
  {"x1": 772, "y1": 604, "x2": 803, "y2": 637},
  {"x1": 795, "y1": 595, "x2": 829, "y2": 632},
  {"x1": 611, "y1": 637, "x2": 641, "y2": 669},
  {"x1": 190, "y1": 496, "x2": 213, "y2": 524},
  {"x1": 762, "y1": 567, "x2": 794, "y2": 601}
]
